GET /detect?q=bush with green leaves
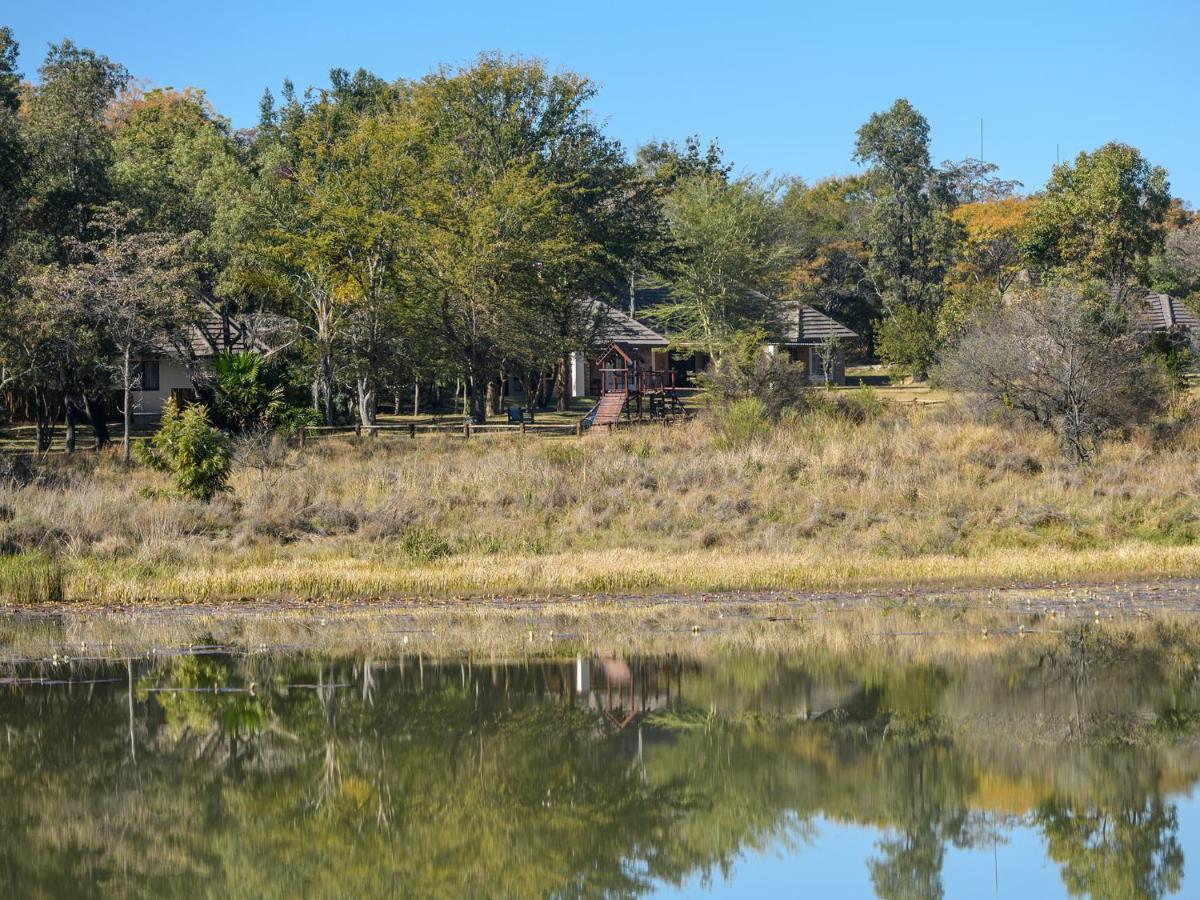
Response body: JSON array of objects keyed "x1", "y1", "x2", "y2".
[
  {"x1": 211, "y1": 351, "x2": 284, "y2": 432},
  {"x1": 135, "y1": 399, "x2": 233, "y2": 501},
  {"x1": 875, "y1": 304, "x2": 940, "y2": 381},
  {"x1": 272, "y1": 404, "x2": 324, "y2": 435},
  {"x1": 713, "y1": 397, "x2": 770, "y2": 450},
  {"x1": 699, "y1": 329, "x2": 810, "y2": 418}
]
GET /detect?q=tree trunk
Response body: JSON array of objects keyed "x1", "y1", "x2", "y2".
[
  {"x1": 85, "y1": 395, "x2": 110, "y2": 450},
  {"x1": 356, "y1": 377, "x2": 376, "y2": 432},
  {"x1": 489, "y1": 372, "x2": 504, "y2": 417},
  {"x1": 122, "y1": 346, "x2": 133, "y2": 463},
  {"x1": 33, "y1": 387, "x2": 46, "y2": 454},
  {"x1": 412, "y1": 382, "x2": 420, "y2": 417},
  {"x1": 468, "y1": 365, "x2": 489, "y2": 425},
  {"x1": 556, "y1": 354, "x2": 570, "y2": 412},
  {"x1": 320, "y1": 343, "x2": 335, "y2": 426},
  {"x1": 64, "y1": 402, "x2": 78, "y2": 455}
]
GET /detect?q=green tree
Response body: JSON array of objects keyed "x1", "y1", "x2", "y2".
[
  {"x1": 7, "y1": 39, "x2": 130, "y2": 443},
  {"x1": 1149, "y1": 219, "x2": 1200, "y2": 301},
  {"x1": 782, "y1": 176, "x2": 875, "y2": 347},
  {"x1": 854, "y1": 100, "x2": 960, "y2": 377},
  {"x1": 1036, "y1": 795, "x2": 1183, "y2": 899},
  {"x1": 649, "y1": 173, "x2": 790, "y2": 360},
  {"x1": 0, "y1": 26, "x2": 25, "y2": 254},
  {"x1": 111, "y1": 87, "x2": 255, "y2": 348},
  {"x1": 0, "y1": 27, "x2": 28, "y2": 402},
  {"x1": 636, "y1": 134, "x2": 731, "y2": 188},
  {"x1": 409, "y1": 54, "x2": 652, "y2": 422},
  {"x1": 1025, "y1": 142, "x2": 1170, "y2": 298},
  {"x1": 21, "y1": 40, "x2": 128, "y2": 259},
  {"x1": 135, "y1": 398, "x2": 232, "y2": 501},
  {"x1": 2, "y1": 265, "x2": 108, "y2": 451}
]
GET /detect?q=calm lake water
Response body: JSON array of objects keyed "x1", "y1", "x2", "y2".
[{"x1": 2, "y1": 636, "x2": 1198, "y2": 898}]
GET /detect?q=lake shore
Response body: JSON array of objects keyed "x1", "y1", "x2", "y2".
[
  {"x1": 5, "y1": 575, "x2": 1200, "y2": 663},
  {"x1": 5, "y1": 407, "x2": 1200, "y2": 606}
]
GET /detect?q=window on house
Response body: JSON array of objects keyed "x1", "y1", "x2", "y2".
[{"x1": 133, "y1": 360, "x2": 160, "y2": 391}]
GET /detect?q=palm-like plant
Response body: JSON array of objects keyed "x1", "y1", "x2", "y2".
[{"x1": 211, "y1": 351, "x2": 283, "y2": 432}]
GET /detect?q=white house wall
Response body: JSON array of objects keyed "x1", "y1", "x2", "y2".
[
  {"x1": 131, "y1": 357, "x2": 195, "y2": 420},
  {"x1": 570, "y1": 351, "x2": 588, "y2": 398}
]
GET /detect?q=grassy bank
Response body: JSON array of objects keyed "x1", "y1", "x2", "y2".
[{"x1": 3, "y1": 397, "x2": 1200, "y2": 603}]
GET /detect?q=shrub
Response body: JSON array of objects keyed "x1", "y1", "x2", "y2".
[
  {"x1": 699, "y1": 329, "x2": 811, "y2": 418},
  {"x1": 0, "y1": 515, "x2": 68, "y2": 554},
  {"x1": 210, "y1": 351, "x2": 284, "y2": 432},
  {"x1": 875, "y1": 304, "x2": 940, "y2": 381},
  {"x1": 399, "y1": 526, "x2": 452, "y2": 561},
  {"x1": 0, "y1": 455, "x2": 38, "y2": 489},
  {"x1": 135, "y1": 399, "x2": 233, "y2": 501},
  {"x1": 272, "y1": 404, "x2": 323, "y2": 435},
  {"x1": 938, "y1": 286, "x2": 1167, "y2": 462},
  {"x1": 713, "y1": 397, "x2": 770, "y2": 449}
]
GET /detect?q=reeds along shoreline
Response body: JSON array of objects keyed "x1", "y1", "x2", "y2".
[{"x1": 4, "y1": 401, "x2": 1200, "y2": 603}]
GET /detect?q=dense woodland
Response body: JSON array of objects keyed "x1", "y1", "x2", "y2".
[{"x1": 0, "y1": 26, "x2": 1197, "y2": 445}]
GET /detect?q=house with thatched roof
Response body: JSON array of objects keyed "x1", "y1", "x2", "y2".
[
  {"x1": 130, "y1": 300, "x2": 290, "y2": 421},
  {"x1": 1137, "y1": 292, "x2": 1200, "y2": 349},
  {"x1": 566, "y1": 287, "x2": 858, "y2": 398},
  {"x1": 568, "y1": 300, "x2": 670, "y2": 398}
]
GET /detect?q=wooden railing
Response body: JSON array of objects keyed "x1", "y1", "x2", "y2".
[{"x1": 598, "y1": 367, "x2": 676, "y2": 396}]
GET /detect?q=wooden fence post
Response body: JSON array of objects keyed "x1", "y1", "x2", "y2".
[
  {"x1": 409, "y1": 423, "x2": 416, "y2": 439},
  {"x1": 575, "y1": 421, "x2": 583, "y2": 438},
  {"x1": 463, "y1": 421, "x2": 471, "y2": 439},
  {"x1": 299, "y1": 426, "x2": 306, "y2": 448},
  {"x1": 520, "y1": 421, "x2": 526, "y2": 435},
  {"x1": 354, "y1": 421, "x2": 362, "y2": 438}
]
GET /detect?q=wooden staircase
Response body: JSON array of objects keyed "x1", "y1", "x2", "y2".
[{"x1": 591, "y1": 393, "x2": 627, "y2": 427}]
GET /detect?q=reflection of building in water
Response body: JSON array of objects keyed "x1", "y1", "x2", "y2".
[{"x1": 574, "y1": 655, "x2": 682, "y2": 731}]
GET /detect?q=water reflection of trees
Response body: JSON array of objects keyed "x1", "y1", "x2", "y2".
[{"x1": 0, "y1": 646, "x2": 1197, "y2": 897}]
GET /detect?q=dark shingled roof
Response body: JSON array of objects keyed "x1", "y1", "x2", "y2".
[
  {"x1": 584, "y1": 298, "x2": 668, "y2": 347},
  {"x1": 147, "y1": 300, "x2": 292, "y2": 361},
  {"x1": 632, "y1": 284, "x2": 856, "y2": 345},
  {"x1": 185, "y1": 301, "x2": 271, "y2": 357},
  {"x1": 776, "y1": 299, "x2": 858, "y2": 344},
  {"x1": 1137, "y1": 292, "x2": 1200, "y2": 333}
]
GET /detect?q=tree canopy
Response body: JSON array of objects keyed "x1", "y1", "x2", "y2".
[{"x1": 0, "y1": 28, "x2": 1188, "y2": 440}]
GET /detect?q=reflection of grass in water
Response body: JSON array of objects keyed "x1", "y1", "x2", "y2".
[{"x1": 4, "y1": 594, "x2": 1200, "y2": 681}]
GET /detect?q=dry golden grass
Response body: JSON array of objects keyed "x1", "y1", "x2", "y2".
[{"x1": 3, "y1": 399, "x2": 1200, "y2": 602}]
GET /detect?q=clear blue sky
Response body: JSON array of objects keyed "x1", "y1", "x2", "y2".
[{"x1": 7, "y1": 1, "x2": 1200, "y2": 201}]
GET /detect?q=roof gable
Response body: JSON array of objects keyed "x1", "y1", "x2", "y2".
[
  {"x1": 777, "y1": 299, "x2": 858, "y2": 344},
  {"x1": 583, "y1": 298, "x2": 669, "y2": 346},
  {"x1": 1138, "y1": 292, "x2": 1200, "y2": 333},
  {"x1": 632, "y1": 283, "x2": 857, "y2": 345}
]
